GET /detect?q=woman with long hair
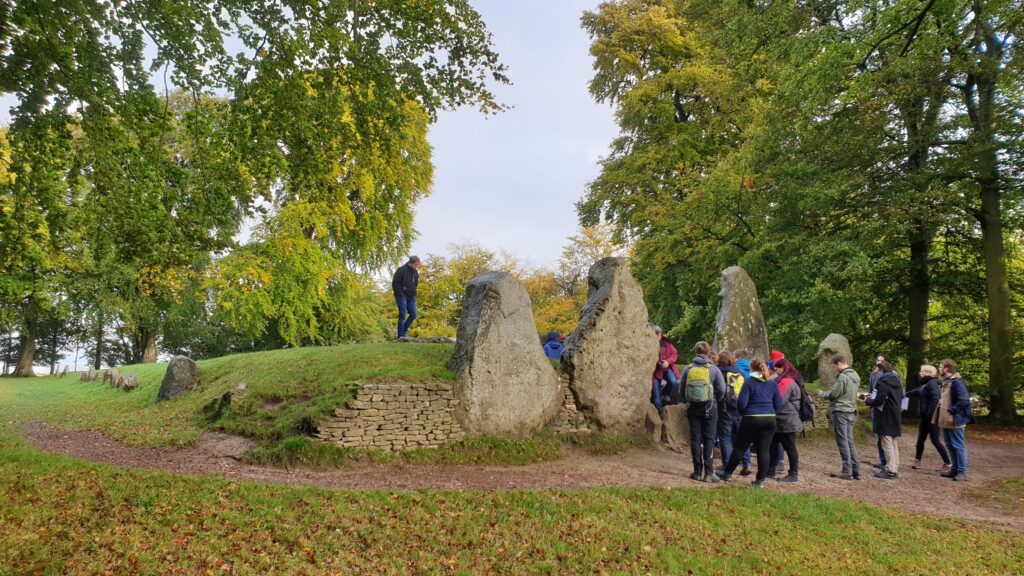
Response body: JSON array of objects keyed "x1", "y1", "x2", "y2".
[{"x1": 716, "y1": 359, "x2": 782, "y2": 488}]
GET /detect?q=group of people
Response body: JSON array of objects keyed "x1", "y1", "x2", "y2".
[{"x1": 651, "y1": 328, "x2": 974, "y2": 488}]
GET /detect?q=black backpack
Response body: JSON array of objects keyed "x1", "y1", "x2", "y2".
[{"x1": 796, "y1": 380, "x2": 816, "y2": 425}]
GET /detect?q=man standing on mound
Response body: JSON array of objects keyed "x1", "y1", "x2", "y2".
[{"x1": 392, "y1": 256, "x2": 421, "y2": 339}]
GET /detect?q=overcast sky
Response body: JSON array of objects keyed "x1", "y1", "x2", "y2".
[{"x1": 0, "y1": 1, "x2": 617, "y2": 271}]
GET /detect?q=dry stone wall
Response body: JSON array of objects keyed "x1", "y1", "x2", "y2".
[{"x1": 315, "y1": 382, "x2": 465, "y2": 451}]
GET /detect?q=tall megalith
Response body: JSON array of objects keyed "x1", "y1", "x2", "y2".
[
  {"x1": 712, "y1": 266, "x2": 769, "y2": 362},
  {"x1": 817, "y1": 333, "x2": 853, "y2": 387},
  {"x1": 449, "y1": 271, "x2": 562, "y2": 437},
  {"x1": 562, "y1": 258, "x2": 658, "y2": 434}
]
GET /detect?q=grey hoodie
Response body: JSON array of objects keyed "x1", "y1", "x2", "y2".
[{"x1": 680, "y1": 355, "x2": 727, "y2": 416}]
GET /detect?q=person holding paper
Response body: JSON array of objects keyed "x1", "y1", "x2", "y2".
[{"x1": 862, "y1": 359, "x2": 905, "y2": 479}]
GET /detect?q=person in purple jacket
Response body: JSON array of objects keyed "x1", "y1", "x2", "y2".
[{"x1": 716, "y1": 358, "x2": 784, "y2": 488}]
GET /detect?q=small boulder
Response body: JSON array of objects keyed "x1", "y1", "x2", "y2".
[
  {"x1": 562, "y1": 258, "x2": 659, "y2": 434},
  {"x1": 817, "y1": 333, "x2": 854, "y2": 387},
  {"x1": 644, "y1": 404, "x2": 662, "y2": 444},
  {"x1": 156, "y1": 356, "x2": 199, "y2": 402},
  {"x1": 712, "y1": 267, "x2": 769, "y2": 362},
  {"x1": 449, "y1": 271, "x2": 562, "y2": 437},
  {"x1": 120, "y1": 374, "x2": 139, "y2": 391},
  {"x1": 661, "y1": 404, "x2": 690, "y2": 447},
  {"x1": 104, "y1": 368, "x2": 120, "y2": 388}
]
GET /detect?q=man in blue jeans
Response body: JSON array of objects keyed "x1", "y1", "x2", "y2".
[
  {"x1": 821, "y1": 355, "x2": 862, "y2": 480},
  {"x1": 937, "y1": 358, "x2": 973, "y2": 482},
  {"x1": 392, "y1": 256, "x2": 421, "y2": 339}
]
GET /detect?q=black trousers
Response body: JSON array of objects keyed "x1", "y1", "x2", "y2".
[
  {"x1": 915, "y1": 417, "x2": 951, "y2": 465},
  {"x1": 769, "y1": 431, "x2": 799, "y2": 474},
  {"x1": 687, "y1": 410, "x2": 718, "y2": 477},
  {"x1": 724, "y1": 416, "x2": 777, "y2": 481}
]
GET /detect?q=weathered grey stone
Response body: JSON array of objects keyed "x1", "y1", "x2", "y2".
[
  {"x1": 817, "y1": 333, "x2": 853, "y2": 387},
  {"x1": 712, "y1": 266, "x2": 769, "y2": 362},
  {"x1": 119, "y1": 374, "x2": 139, "y2": 391},
  {"x1": 156, "y1": 356, "x2": 199, "y2": 402},
  {"x1": 562, "y1": 258, "x2": 659, "y2": 434},
  {"x1": 80, "y1": 368, "x2": 99, "y2": 382},
  {"x1": 449, "y1": 271, "x2": 562, "y2": 437},
  {"x1": 104, "y1": 368, "x2": 120, "y2": 388},
  {"x1": 59, "y1": 366, "x2": 69, "y2": 378},
  {"x1": 661, "y1": 404, "x2": 689, "y2": 447},
  {"x1": 644, "y1": 404, "x2": 662, "y2": 444}
]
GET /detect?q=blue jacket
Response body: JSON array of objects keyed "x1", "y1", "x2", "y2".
[
  {"x1": 543, "y1": 341, "x2": 564, "y2": 360},
  {"x1": 947, "y1": 376, "x2": 974, "y2": 427},
  {"x1": 737, "y1": 375, "x2": 783, "y2": 416},
  {"x1": 735, "y1": 358, "x2": 751, "y2": 380}
]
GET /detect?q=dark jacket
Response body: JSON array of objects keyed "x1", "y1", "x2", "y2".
[
  {"x1": 653, "y1": 337, "x2": 681, "y2": 380},
  {"x1": 680, "y1": 355, "x2": 726, "y2": 416},
  {"x1": 906, "y1": 376, "x2": 941, "y2": 418},
  {"x1": 719, "y1": 365, "x2": 743, "y2": 417},
  {"x1": 737, "y1": 374, "x2": 783, "y2": 417},
  {"x1": 865, "y1": 371, "x2": 904, "y2": 437},
  {"x1": 392, "y1": 263, "x2": 419, "y2": 299}
]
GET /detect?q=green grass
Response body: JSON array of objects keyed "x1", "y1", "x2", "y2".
[{"x1": 0, "y1": 430, "x2": 1021, "y2": 575}]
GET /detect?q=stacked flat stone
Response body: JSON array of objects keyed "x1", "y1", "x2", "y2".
[
  {"x1": 315, "y1": 382, "x2": 465, "y2": 451},
  {"x1": 552, "y1": 375, "x2": 589, "y2": 434}
]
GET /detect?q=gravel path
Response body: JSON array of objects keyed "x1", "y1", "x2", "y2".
[{"x1": 23, "y1": 422, "x2": 1024, "y2": 532}]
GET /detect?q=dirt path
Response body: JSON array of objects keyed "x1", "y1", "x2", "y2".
[{"x1": 23, "y1": 422, "x2": 1024, "y2": 532}]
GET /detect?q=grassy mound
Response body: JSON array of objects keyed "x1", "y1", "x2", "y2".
[{"x1": 2, "y1": 344, "x2": 453, "y2": 447}]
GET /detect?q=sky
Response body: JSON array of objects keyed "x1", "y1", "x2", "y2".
[
  {"x1": 0, "y1": 1, "x2": 618, "y2": 271},
  {"x1": 412, "y1": 1, "x2": 618, "y2": 270}
]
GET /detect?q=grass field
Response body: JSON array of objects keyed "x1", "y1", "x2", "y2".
[{"x1": 2, "y1": 346, "x2": 1023, "y2": 574}]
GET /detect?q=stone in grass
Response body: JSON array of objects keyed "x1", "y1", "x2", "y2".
[
  {"x1": 448, "y1": 271, "x2": 562, "y2": 438},
  {"x1": 817, "y1": 333, "x2": 854, "y2": 388},
  {"x1": 156, "y1": 356, "x2": 199, "y2": 402},
  {"x1": 562, "y1": 258, "x2": 659, "y2": 434},
  {"x1": 120, "y1": 374, "x2": 139, "y2": 391}
]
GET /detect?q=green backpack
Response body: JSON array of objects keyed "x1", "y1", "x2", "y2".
[{"x1": 685, "y1": 365, "x2": 713, "y2": 404}]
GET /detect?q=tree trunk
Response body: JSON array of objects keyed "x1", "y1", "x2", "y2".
[
  {"x1": 93, "y1": 309, "x2": 104, "y2": 370},
  {"x1": 907, "y1": 221, "x2": 930, "y2": 391},
  {"x1": 49, "y1": 328, "x2": 58, "y2": 375},
  {"x1": 965, "y1": 5, "x2": 1017, "y2": 421},
  {"x1": 13, "y1": 323, "x2": 36, "y2": 377},
  {"x1": 141, "y1": 330, "x2": 158, "y2": 363}
]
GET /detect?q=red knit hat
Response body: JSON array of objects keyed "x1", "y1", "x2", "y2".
[{"x1": 769, "y1": 350, "x2": 785, "y2": 362}]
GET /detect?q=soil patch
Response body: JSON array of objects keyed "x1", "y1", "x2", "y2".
[{"x1": 22, "y1": 422, "x2": 1024, "y2": 532}]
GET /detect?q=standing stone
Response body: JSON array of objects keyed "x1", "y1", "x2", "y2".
[
  {"x1": 712, "y1": 266, "x2": 769, "y2": 362},
  {"x1": 644, "y1": 404, "x2": 662, "y2": 443},
  {"x1": 156, "y1": 356, "x2": 199, "y2": 402},
  {"x1": 562, "y1": 258, "x2": 659, "y2": 434},
  {"x1": 59, "y1": 366, "x2": 69, "y2": 378},
  {"x1": 817, "y1": 333, "x2": 854, "y2": 387},
  {"x1": 448, "y1": 271, "x2": 562, "y2": 437},
  {"x1": 80, "y1": 368, "x2": 99, "y2": 382}
]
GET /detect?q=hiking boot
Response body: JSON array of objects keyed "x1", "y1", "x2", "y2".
[
  {"x1": 940, "y1": 470, "x2": 957, "y2": 478},
  {"x1": 739, "y1": 466, "x2": 752, "y2": 476},
  {"x1": 765, "y1": 467, "x2": 777, "y2": 477},
  {"x1": 953, "y1": 473, "x2": 968, "y2": 482},
  {"x1": 911, "y1": 459, "x2": 922, "y2": 470},
  {"x1": 873, "y1": 470, "x2": 898, "y2": 480},
  {"x1": 703, "y1": 472, "x2": 720, "y2": 484},
  {"x1": 751, "y1": 479, "x2": 765, "y2": 489},
  {"x1": 829, "y1": 472, "x2": 854, "y2": 480},
  {"x1": 689, "y1": 472, "x2": 702, "y2": 481},
  {"x1": 778, "y1": 473, "x2": 799, "y2": 483},
  {"x1": 942, "y1": 463, "x2": 953, "y2": 474},
  {"x1": 852, "y1": 473, "x2": 861, "y2": 480},
  {"x1": 715, "y1": 469, "x2": 733, "y2": 482}
]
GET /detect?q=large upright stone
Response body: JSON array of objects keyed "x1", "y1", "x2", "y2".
[
  {"x1": 448, "y1": 271, "x2": 562, "y2": 437},
  {"x1": 817, "y1": 333, "x2": 853, "y2": 387},
  {"x1": 712, "y1": 266, "x2": 769, "y2": 362},
  {"x1": 562, "y1": 258, "x2": 658, "y2": 434},
  {"x1": 156, "y1": 356, "x2": 199, "y2": 402}
]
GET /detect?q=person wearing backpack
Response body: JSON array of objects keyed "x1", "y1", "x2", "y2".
[
  {"x1": 716, "y1": 351, "x2": 744, "y2": 471},
  {"x1": 767, "y1": 358, "x2": 802, "y2": 483},
  {"x1": 863, "y1": 359, "x2": 905, "y2": 479},
  {"x1": 679, "y1": 341, "x2": 727, "y2": 483},
  {"x1": 820, "y1": 355, "x2": 862, "y2": 480},
  {"x1": 906, "y1": 364, "x2": 952, "y2": 473},
  {"x1": 716, "y1": 358, "x2": 783, "y2": 488}
]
